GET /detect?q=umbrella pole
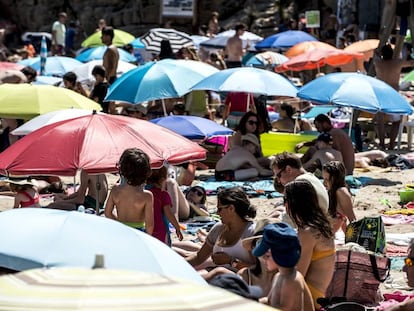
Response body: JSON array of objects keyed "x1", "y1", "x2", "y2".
[
  {"x1": 161, "y1": 99, "x2": 168, "y2": 117},
  {"x1": 348, "y1": 108, "x2": 354, "y2": 137},
  {"x1": 95, "y1": 175, "x2": 101, "y2": 215}
]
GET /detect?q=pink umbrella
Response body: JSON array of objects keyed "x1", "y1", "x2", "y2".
[
  {"x1": 275, "y1": 48, "x2": 364, "y2": 72},
  {"x1": 0, "y1": 62, "x2": 24, "y2": 71},
  {"x1": 0, "y1": 112, "x2": 206, "y2": 176}
]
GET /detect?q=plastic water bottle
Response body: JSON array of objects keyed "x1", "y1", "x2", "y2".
[{"x1": 77, "y1": 205, "x2": 85, "y2": 213}]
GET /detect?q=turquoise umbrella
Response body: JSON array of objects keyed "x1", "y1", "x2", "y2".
[
  {"x1": 76, "y1": 46, "x2": 136, "y2": 63},
  {"x1": 298, "y1": 72, "x2": 414, "y2": 115},
  {"x1": 105, "y1": 59, "x2": 218, "y2": 113},
  {"x1": 19, "y1": 56, "x2": 82, "y2": 77}
]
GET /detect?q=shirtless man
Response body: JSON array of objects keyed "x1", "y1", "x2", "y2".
[
  {"x1": 374, "y1": 44, "x2": 414, "y2": 150},
  {"x1": 101, "y1": 26, "x2": 119, "y2": 85},
  {"x1": 302, "y1": 132, "x2": 343, "y2": 174},
  {"x1": 215, "y1": 133, "x2": 273, "y2": 181},
  {"x1": 104, "y1": 148, "x2": 154, "y2": 234},
  {"x1": 296, "y1": 114, "x2": 355, "y2": 176},
  {"x1": 224, "y1": 23, "x2": 246, "y2": 68},
  {"x1": 48, "y1": 169, "x2": 108, "y2": 213}
]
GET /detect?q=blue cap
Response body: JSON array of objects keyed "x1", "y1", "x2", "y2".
[{"x1": 252, "y1": 222, "x2": 301, "y2": 268}]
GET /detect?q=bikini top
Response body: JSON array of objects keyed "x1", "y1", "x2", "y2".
[{"x1": 19, "y1": 190, "x2": 40, "y2": 208}]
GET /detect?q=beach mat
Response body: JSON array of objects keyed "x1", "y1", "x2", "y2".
[{"x1": 196, "y1": 177, "x2": 282, "y2": 198}]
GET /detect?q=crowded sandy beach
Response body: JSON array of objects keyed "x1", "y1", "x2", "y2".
[{"x1": 2, "y1": 1, "x2": 414, "y2": 310}]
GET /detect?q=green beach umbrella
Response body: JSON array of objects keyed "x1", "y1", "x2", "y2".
[{"x1": 81, "y1": 29, "x2": 135, "y2": 48}]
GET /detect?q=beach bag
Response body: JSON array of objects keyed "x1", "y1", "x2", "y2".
[
  {"x1": 325, "y1": 249, "x2": 391, "y2": 305},
  {"x1": 345, "y1": 217, "x2": 386, "y2": 254}
]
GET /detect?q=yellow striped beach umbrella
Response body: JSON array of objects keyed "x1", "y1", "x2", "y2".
[{"x1": 0, "y1": 268, "x2": 278, "y2": 310}]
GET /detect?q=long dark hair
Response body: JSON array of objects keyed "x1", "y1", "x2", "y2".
[
  {"x1": 236, "y1": 111, "x2": 261, "y2": 137},
  {"x1": 284, "y1": 179, "x2": 333, "y2": 240},
  {"x1": 322, "y1": 161, "x2": 347, "y2": 218}
]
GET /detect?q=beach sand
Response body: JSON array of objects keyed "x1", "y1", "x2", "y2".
[{"x1": 0, "y1": 160, "x2": 413, "y2": 298}]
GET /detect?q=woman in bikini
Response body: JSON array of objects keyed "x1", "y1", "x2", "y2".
[
  {"x1": 284, "y1": 179, "x2": 335, "y2": 310},
  {"x1": 322, "y1": 161, "x2": 357, "y2": 233},
  {"x1": 186, "y1": 187, "x2": 256, "y2": 279},
  {"x1": 9, "y1": 179, "x2": 41, "y2": 208}
]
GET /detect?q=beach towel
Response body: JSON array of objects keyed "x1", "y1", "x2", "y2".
[{"x1": 196, "y1": 177, "x2": 282, "y2": 198}]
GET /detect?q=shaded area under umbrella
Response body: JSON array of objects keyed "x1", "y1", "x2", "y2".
[
  {"x1": 0, "y1": 112, "x2": 206, "y2": 176},
  {"x1": 0, "y1": 208, "x2": 205, "y2": 284}
]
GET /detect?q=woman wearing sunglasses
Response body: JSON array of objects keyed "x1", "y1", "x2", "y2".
[
  {"x1": 182, "y1": 186, "x2": 209, "y2": 220},
  {"x1": 186, "y1": 187, "x2": 256, "y2": 279}
]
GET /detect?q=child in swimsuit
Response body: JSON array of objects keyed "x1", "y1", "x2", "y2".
[
  {"x1": 104, "y1": 148, "x2": 154, "y2": 235},
  {"x1": 146, "y1": 166, "x2": 183, "y2": 245}
]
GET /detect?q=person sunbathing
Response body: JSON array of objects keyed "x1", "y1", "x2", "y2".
[
  {"x1": 215, "y1": 134, "x2": 273, "y2": 181},
  {"x1": 354, "y1": 149, "x2": 389, "y2": 169}
]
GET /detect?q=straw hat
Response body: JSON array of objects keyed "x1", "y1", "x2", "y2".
[{"x1": 242, "y1": 218, "x2": 279, "y2": 251}]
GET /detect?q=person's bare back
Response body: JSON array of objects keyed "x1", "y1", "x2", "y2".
[{"x1": 225, "y1": 36, "x2": 243, "y2": 62}]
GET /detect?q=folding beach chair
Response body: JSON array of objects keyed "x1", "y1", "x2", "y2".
[{"x1": 301, "y1": 105, "x2": 334, "y2": 120}]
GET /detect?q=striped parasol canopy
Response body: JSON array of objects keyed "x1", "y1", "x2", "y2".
[
  {"x1": 0, "y1": 267, "x2": 278, "y2": 310},
  {"x1": 140, "y1": 27, "x2": 194, "y2": 53}
]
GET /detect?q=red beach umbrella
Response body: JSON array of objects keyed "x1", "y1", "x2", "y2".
[{"x1": 0, "y1": 112, "x2": 206, "y2": 176}]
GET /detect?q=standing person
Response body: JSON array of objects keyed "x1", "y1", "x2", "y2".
[
  {"x1": 322, "y1": 161, "x2": 356, "y2": 233},
  {"x1": 48, "y1": 169, "x2": 108, "y2": 212},
  {"x1": 374, "y1": 43, "x2": 414, "y2": 150},
  {"x1": 146, "y1": 166, "x2": 183, "y2": 245},
  {"x1": 322, "y1": 7, "x2": 339, "y2": 46},
  {"x1": 284, "y1": 179, "x2": 335, "y2": 310},
  {"x1": 186, "y1": 187, "x2": 256, "y2": 274},
  {"x1": 221, "y1": 92, "x2": 255, "y2": 129},
  {"x1": 89, "y1": 65, "x2": 109, "y2": 113},
  {"x1": 295, "y1": 113, "x2": 355, "y2": 176},
  {"x1": 207, "y1": 11, "x2": 220, "y2": 37},
  {"x1": 252, "y1": 222, "x2": 314, "y2": 310},
  {"x1": 65, "y1": 20, "x2": 77, "y2": 57},
  {"x1": 224, "y1": 23, "x2": 246, "y2": 68},
  {"x1": 51, "y1": 12, "x2": 67, "y2": 55},
  {"x1": 95, "y1": 19, "x2": 106, "y2": 32},
  {"x1": 101, "y1": 26, "x2": 119, "y2": 85},
  {"x1": 104, "y1": 148, "x2": 154, "y2": 234}
]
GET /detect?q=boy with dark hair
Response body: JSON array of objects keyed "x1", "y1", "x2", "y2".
[{"x1": 89, "y1": 65, "x2": 109, "y2": 112}]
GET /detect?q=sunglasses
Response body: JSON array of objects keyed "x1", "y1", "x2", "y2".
[
  {"x1": 276, "y1": 167, "x2": 286, "y2": 179},
  {"x1": 247, "y1": 120, "x2": 258, "y2": 126},
  {"x1": 217, "y1": 204, "x2": 229, "y2": 213},
  {"x1": 191, "y1": 188, "x2": 204, "y2": 197},
  {"x1": 405, "y1": 257, "x2": 414, "y2": 267}
]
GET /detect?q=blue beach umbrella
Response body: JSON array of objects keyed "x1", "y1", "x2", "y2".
[
  {"x1": 105, "y1": 59, "x2": 219, "y2": 105},
  {"x1": 255, "y1": 30, "x2": 318, "y2": 50},
  {"x1": 19, "y1": 56, "x2": 82, "y2": 77},
  {"x1": 75, "y1": 46, "x2": 137, "y2": 63},
  {"x1": 245, "y1": 51, "x2": 289, "y2": 68},
  {"x1": 150, "y1": 115, "x2": 233, "y2": 140},
  {"x1": 129, "y1": 38, "x2": 145, "y2": 49},
  {"x1": 39, "y1": 36, "x2": 48, "y2": 76},
  {"x1": 200, "y1": 30, "x2": 263, "y2": 49},
  {"x1": 190, "y1": 67, "x2": 298, "y2": 97},
  {"x1": 297, "y1": 72, "x2": 414, "y2": 115}
]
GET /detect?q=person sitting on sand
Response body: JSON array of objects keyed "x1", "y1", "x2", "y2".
[
  {"x1": 272, "y1": 102, "x2": 312, "y2": 133},
  {"x1": 322, "y1": 161, "x2": 356, "y2": 233},
  {"x1": 302, "y1": 132, "x2": 343, "y2": 175},
  {"x1": 7, "y1": 178, "x2": 41, "y2": 208},
  {"x1": 284, "y1": 179, "x2": 335, "y2": 309},
  {"x1": 104, "y1": 148, "x2": 154, "y2": 234},
  {"x1": 186, "y1": 187, "x2": 256, "y2": 278},
  {"x1": 182, "y1": 186, "x2": 209, "y2": 220},
  {"x1": 253, "y1": 222, "x2": 314, "y2": 310},
  {"x1": 215, "y1": 133, "x2": 273, "y2": 181},
  {"x1": 48, "y1": 169, "x2": 108, "y2": 213},
  {"x1": 295, "y1": 113, "x2": 355, "y2": 175},
  {"x1": 354, "y1": 149, "x2": 389, "y2": 169}
]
